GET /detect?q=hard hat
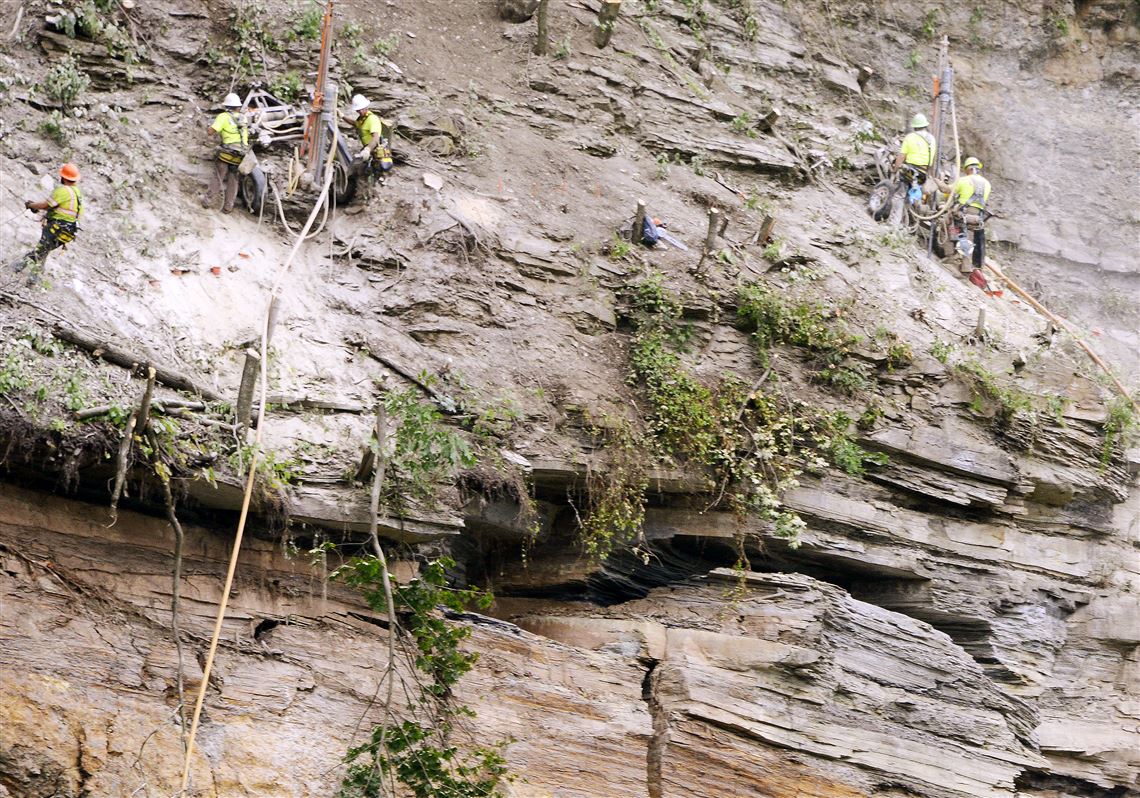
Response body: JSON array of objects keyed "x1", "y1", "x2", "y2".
[
  {"x1": 351, "y1": 94, "x2": 371, "y2": 112},
  {"x1": 223, "y1": 92, "x2": 241, "y2": 108},
  {"x1": 59, "y1": 162, "x2": 80, "y2": 181},
  {"x1": 911, "y1": 113, "x2": 929, "y2": 129},
  {"x1": 964, "y1": 156, "x2": 982, "y2": 170}
]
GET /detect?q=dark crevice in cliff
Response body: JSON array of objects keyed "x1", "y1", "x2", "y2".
[
  {"x1": 1014, "y1": 770, "x2": 1130, "y2": 797},
  {"x1": 642, "y1": 658, "x2": 666, "y2": 798}
]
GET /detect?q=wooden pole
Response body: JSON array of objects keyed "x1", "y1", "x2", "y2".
[
  {"x1": 974, "y1": 308, "x2": 986, "y2": 339},
  {"x1": 983, "y1": 258, "x2": 1139, "y2": 414},
  {"x1": 594, "y1": 0, "x2": 621, "y2": 48},
  {"x1": 534, "y1": 0, "x2": 550, "y2": 55},
  {"x1": 234, "y1": 348, "x2": 262, "y2": 437},
  {"x1": 632, "y1": 199, "x2": 647, "y2": 246}
]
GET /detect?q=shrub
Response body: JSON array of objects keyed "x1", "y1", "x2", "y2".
[{"x1": 43, "y1": 55, "x2": 90, "y2": 112}]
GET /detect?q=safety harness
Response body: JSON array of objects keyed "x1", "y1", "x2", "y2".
[
  {"x1": 48, "y1": 186, "x2": 82, "y2": 244},
  {"x1": 217, "y1": 112, "x2": 249, "y2": 165}
]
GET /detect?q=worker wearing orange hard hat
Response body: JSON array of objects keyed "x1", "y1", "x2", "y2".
[{"x1": 10, "y1": 163, "x2": 84, "y2": 280}]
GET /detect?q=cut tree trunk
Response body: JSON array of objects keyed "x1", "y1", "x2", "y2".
[
  {"x1": 534, "y1": 0, "x2": 550, "y2": 55},
  {"x1": 594, "y1": 0, "x2": 621, "y2": 48},
  {"x1": 53, "y1": 323, "x2": 221, "y2": 401}
]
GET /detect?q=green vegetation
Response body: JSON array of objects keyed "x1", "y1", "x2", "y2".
[
  {"x1": 335, "y1": 557, "x2": 508, "y2": 798},
  {"x1": 579, "y1": 420, "x2": 649, "y2": 560},
  {"x1": 736, "y1": 283, "x2": 870, "y2": 394},
  {"x1": 54, "y1": 0, "x2": 141, "y2": 61},
  {"x1": 886, "y1": 342, "x2": 914, "y2": 371},
  {"x1": 289, "y1": 2, "x2": 323, "y2": 41},
  {"x1": 554, "y1": 35, "x2": 572, "y2": 60},
  {"x1": 1100, "y1": 397, "x2": 1137, "y2": 470},
  {"x1": 43, "y1": 55, "x2": 90, "y2": 112},
  {"x1": 614, "y1": 274, "x2": 887, "y2": 549},
  {"x1": 953, "y1": 358, "x2": 1034, "y2": 421},
  {"x1": 731, "y1": 112, "x2": 758, "y2": 138},
  {"x1": 921, "y1": 9, "x2": 938, "y2": 40},
  {"x1": 761, "y1": 240, "x2": 783, "y2": 263},
  {"x1": 228, "y1": 3, "x2": 284, "y2": 80},
  {"x1": 38, "y1": 110, "x2": 70, "y2": 145},
  {"x1": 373, "y1": 33, "x2": 401, "y2": 58},
  {"x1": 931, "y1": 339, "x2": 953, "y2": 364},
  {"x1": 269, "y1": 70, "x2": 304, "y2": 104},
  {"x1": 380, "y1": 386, "x2": 476, "y2": 511},
  {"x1": 609, "y1": 235, "x2": 632, "y2": 260}
]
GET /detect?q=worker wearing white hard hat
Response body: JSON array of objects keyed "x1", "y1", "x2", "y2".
[
  {"x1": 202, "y1": 92, "x2": 249, "y2": 213},
  {"x1": 341, "y1": 93, "x2": 393, "y2": 188}
]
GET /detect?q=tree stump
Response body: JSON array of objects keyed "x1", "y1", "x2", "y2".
[
  {"x1": 533, "y1": 0, "x2": 550, "y2": 55},
  {"x1": 632, "y1": 199, "x2": 647, "y2": 246},
  {"x1": 497, "y1": 0, "x2": 539, "y2": 22},
  {"x1": 594, "y1": 0, "x2": 621, "y2": 48}
]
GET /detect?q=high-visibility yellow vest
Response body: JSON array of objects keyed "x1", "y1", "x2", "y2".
[
  {"x1": 900, "y1": 130, "x2": 936, "y2": 168},
  {"x1": 354, "y1": 111, "x2": 384, "y2": 148},
  {"x1": 954, "y1": 174, "x2": 991, "y2": 210},
  {"x1": 48, "y1": 184, "x2": 82, "y2": 223},
  {"x1": 211, "y1": 111, "x2": 248, "y2": 148}
]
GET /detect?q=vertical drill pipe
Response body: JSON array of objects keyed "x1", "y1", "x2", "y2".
[
  {"x1": 928, "y1": 37, "x2": 952, "y2": 254},
  {"x1": 302, "y1": 1, "x2": 335, "y2": 168}
]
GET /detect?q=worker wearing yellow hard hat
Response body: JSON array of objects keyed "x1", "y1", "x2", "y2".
[
  {"x1": 937, "y1": 156, "x2": 993, "y2": 284},
  {"x1": 10, "y1": 162, "x2": 84, "y2": 280}
]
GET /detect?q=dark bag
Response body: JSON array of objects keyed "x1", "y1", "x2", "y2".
[{"x1": 639, "y1": 216, "x2": 660, "y2": 246}]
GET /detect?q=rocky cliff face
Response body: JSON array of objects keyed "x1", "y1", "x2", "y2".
[{"x1": 0, "y1": 0, "x2": 1137, "y2": 796}]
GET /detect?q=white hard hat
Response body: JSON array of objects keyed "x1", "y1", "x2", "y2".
[
  {"x1": 351, "y1": 94, "x2": 371, "y2": 112},
  {"x1": 223, "y1": 92, "x2": 242, "y2": 108}
]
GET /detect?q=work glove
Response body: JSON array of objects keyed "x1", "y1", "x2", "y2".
[
  {"x1": 357, "y1": 146, "x2": 372, "y2": 162},
  {"x1": 24, "y1": 200, "x2": 34, "y2": 209}
]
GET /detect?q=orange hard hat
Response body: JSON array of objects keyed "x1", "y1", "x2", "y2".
[{"x1": 60, "y1": 163, "x2": 80, "y2": 181}]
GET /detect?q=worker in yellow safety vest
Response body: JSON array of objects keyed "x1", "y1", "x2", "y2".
[
  {"x1": 201, "y1": 93, "x2": 249, "y2": 214},
  {"x1": 938, "y1": 156, "x2": 992, "y2": 273},
  {"x1": 11, "y1": 162, "x2": 84, "y2": 278},
  {"x1": 344, "y1": 94, "x2": 393, "y2": 183},
  {"x1": 891, "y1": 112, "x2": 937, "y2": 204},
  {"x1": 894, "y1": 113, "x2": 937, "y2": 175}
]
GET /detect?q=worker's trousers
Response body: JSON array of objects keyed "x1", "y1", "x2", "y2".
[
  {"x1": 12, "y1": 221, "x2": 71, "y2": 273},
  {"x1": 970, "y1": 227, "x2": 985, "y2": 269},
  {"x1": 204, "y1": 159, "x2": 240, "y2": 212}
]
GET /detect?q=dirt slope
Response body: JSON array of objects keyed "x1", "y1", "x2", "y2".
[{"x1": 0, "y1": 0, "x2": 1137, "y2": 796}]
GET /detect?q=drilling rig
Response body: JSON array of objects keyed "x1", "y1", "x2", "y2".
[{"x1": 234, "y1": 1, "x2": 360, "y2": 217}]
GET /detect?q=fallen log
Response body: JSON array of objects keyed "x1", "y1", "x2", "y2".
[
  {"x1": 53, "y1": 323, "x2": 222, "y2": 401},
  {"x1": 76, "y1": 399, "x2": 207, "y2": 421}
]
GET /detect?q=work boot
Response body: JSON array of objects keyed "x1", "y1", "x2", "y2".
[
  {"x1": 10, "y1": 256, "x2": 28, "y2": 273},
  {"x1": 221, "y1": 205, "x2": 234, "y2": 215}
]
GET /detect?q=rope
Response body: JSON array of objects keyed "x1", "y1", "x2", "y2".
[
  {"x1": 983, "y1": 258, "x2": 1139, "y2": 414},
  {"x1": 177, "y1": 135, "x2": 338, "y2": 796}
]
